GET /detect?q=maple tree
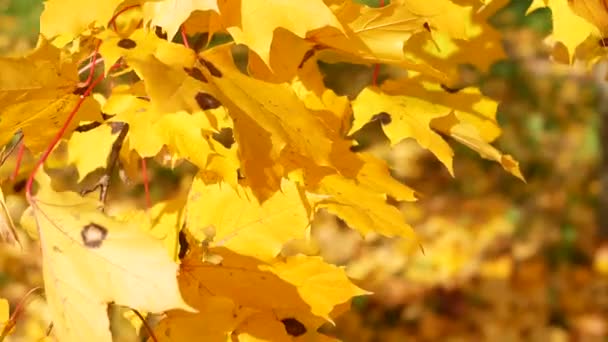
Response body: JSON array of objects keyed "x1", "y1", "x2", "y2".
[{"x1": 3, "y1": 0, "x2": 606, "y2": 340}]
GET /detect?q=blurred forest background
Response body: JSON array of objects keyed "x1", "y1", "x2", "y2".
[{"x1": 1, "y1": 0, "x2": 607, "y2": 341}]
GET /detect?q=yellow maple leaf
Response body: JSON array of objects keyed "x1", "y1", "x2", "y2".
[
  {"x1": 308, "y1": 172, "x2": 417, "y2": 239},
  {"x1": 142, "y1": 0, "x2": 219, "y2": 40},
  {"x1": 155, "y1": 248, "x2": 365, "y2": 340},
  {"x1": 220, "y1": 0, "x2": 344, "y2": 66},
  {"x1": 117, "y1": 187, "x2": 188, "y2": 261},
  {"x1": 67, "y1": 124, "x2": 116, "y2": 182},
  {"x1": 310, "y1": 0, "x2": 470, "y2": 81},
  {"x1": 351, "y1": 86, "x2": 456, "y2": 174},
  {"x1": 0, "y1": 39, "x2": 101, "y2": 153},
  {"x1": 40, "y1": 0, "x2": 124, "y2": 41},
  {"x1": 351, "y1": 77, "x2": 504, "y2": 176},
  {"x1": 186, "y1": 177, "x2": 311, "y2": 261},
  {"x1": 23, "y1": 172, "x2": 193, "y2": 342},
  {"x1": 199, "y1": 45, "x2": 335, "y2": 199},
  {"x1": 98, "y1": 29, "x2": 195, "y2": 75},
  {"x1": 404, "y1": 0, "x2": 505, "y2": 80},
  {"x1": 432, "y1": 113, "x2": 525, "y2": 180},
  {"x1": 530, "y1": 0, "x2": 595, "y2": 57}
]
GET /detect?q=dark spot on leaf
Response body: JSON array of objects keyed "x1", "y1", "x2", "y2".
[
  {"x1": 117, "y1": 38, "x2": 137, "y2": 49},
  {"x1": 136, "y1": 96, "x2": 151, "y2": 102},
  {"x1": 12, "y1": 179, "x2": 26, "y2": 193},
  {"x1": 101, "y1": 113, "x2": 114, "y2": 120},
  {"x1": 237, "y1": 169, "x2": 245, "y2": 180},
  {"x1": 600, "y1": 38, "x2": 608, "y2": 47},
  {"x1": 154, "y1": 26, "x2": 167, "y2": 40},
  {"x1": 75, "y1": 121, "x2": 101, "y2": 132},
  {"x1": 423, "y1": 22, "x2": 431, "y2": 32},
  {"x1": 440, "y1": 84, "x2": 462, "y2": 93},
  {"x1": 298, "y1": 49, "x2": 315, "y2": 68},
  {"x1": 281, "y1": 318, "x2": 306, "y2": 337},
  {"x1": 72, "y1": 85, "x2": 88, "y2": 96},
  {"x1": 198, "y1": 58, "x2": 223, "y2": 77},
  {"x1": 195, "y1": 92, "x2": 222, "y2": 110},
  {"x1": 212, "y1": 127, "x2": 235, "y2": 148},
  {"x1": 178, "y1": 230, "x2": 189, "y2": 259},
  {"x1": 81, "y1": 223, "x2": 108, "y2": 248},
  {"x1": 371, "y1": 112, "x2": 391, "y2": 125},
  {"x1": 184, "y1": 67, "x2": 208, "y2": 83}
]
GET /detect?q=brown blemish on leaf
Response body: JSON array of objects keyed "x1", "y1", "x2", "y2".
[
  {"x1": 212, "y1": 127, "x2": 235, "y2": 148},
  {"x1": 440, "y1": 84, "x2": 462, "y2": 93},
  {"x1": 198, "y1": 58, "x2": 223, "y2": 77},
  {"x1": 184, "y1": 67, "x2": 208, "y2": 83},
  {"x1": 72, "y1": 85, "x2": 88, "y2": 96},
  {"x1": 178, "y1": 231, "x2": 189, "y2": 259},
  {"x1": 195, "y1": 92, "x2": 222, "y2": 110},
  {"x1": 371, "y1": 112, "x2": 391, "y2": 125},
  {"x1": 154, "y1": 26, "x2": 168, "y2": 40},
  {"x1": 117, "y1": 38, "x2": 137, "y2": 49},
  {"x1": 81, "y1": 223, "x2": 108, "y2": 248},
  {"x1": 281, "y1": 318, "x2": 306, "y2": 337}
]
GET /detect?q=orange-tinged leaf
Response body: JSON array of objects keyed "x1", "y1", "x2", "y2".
[
  {"x1": 157, "y1": 248, "x2": 365, "y2": 339},
  {"x1": 201, "y1": 46, "x2": 333, "y2": 163},
  {"x1": 23, "y1": 173, "x2": 193, "y2": 342}
]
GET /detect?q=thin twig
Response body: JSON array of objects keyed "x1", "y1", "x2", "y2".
[
  {"x1": 80, "y1": 123, "x2": 129, "y2": 206},
  {"x1": 78, "y1": 56, "x2": 104, "y2": 76},
  {"x1": 131, "y1": 309, "x2": 158, "y2": 342},
  {"x1": 0, "y1": 287, "x2": 43, "y2": 341},
  {"x1": 0, "y1": 133, "x2": 23, "y2": 167}
]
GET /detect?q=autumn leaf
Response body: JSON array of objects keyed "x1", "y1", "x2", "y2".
[
  {"x1": 351, "y1": 86, "x2": 456, "y2": 174},
  {"x1": 155, "y1": 248, "x2": 366, "y2": 341},
  {"x1": 23, "y1": 172, "x2": 193, "y2": 341},
  {"x1": 40, "y1": 0, "x2": 124, "y2": 41},
  {"x1": 220, "y1": 0, "x2": 343, "y2": 66},
  {"x1": 0, "y1": 38, "x2": 101, "y2": 153},
  {"x1": 142, "y1": 0, "x2": 219, "y2": 40},
  {"x1": 530, "y1": 0, "x2": 594, "y2": 56},
  {"x1": 186, "y1": 176, "x2": 311, "y2": 261},
  {"x1": 67, "y1": 124, "x2": 116, "y2": 182}
]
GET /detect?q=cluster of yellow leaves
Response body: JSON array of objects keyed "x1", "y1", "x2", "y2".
[{"x1": 0, "y1": 0, "x2": 551, "y2": 341}]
